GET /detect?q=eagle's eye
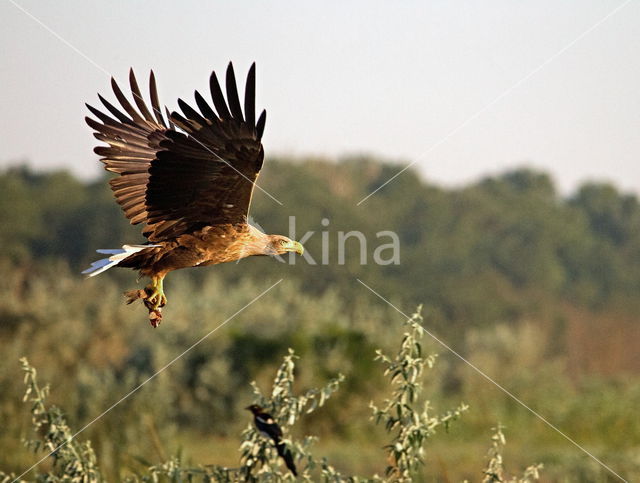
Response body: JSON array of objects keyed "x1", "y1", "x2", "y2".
[{"x1": 279, "y1": 239, "x2": 288, "y2": 247}]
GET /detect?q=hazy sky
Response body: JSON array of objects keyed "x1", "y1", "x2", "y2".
[{"x1": 1, "y1": 0, "x2": 639, "y2": 196}]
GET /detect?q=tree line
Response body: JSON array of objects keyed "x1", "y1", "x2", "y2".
[{"x1": 1, "y1": 156, "x2": 638, "y2": 328}]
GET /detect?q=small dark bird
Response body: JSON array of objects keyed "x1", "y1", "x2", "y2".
[
  {"x1": 82, "y1": 63, "x2": 304, "y2": 326},
  {"x1": 246, "y1": 404, "x2": 298, "y2": 476}
]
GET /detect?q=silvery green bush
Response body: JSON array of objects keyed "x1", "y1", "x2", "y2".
[{"x1": 1, "y1": 309, "x2": 540, "y2": 482}]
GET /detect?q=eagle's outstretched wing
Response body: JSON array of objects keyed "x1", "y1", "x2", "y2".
[{"x1": 85, "y1": 63, "x2": 267, "y2": 242}]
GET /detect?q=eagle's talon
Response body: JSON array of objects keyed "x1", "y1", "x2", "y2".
[
  {"x1": 142, "y1": 278, "x2": 167, "y2": 311},
  {"x1": 143, "y1": 291, "x2": 167, "y2": 311}
]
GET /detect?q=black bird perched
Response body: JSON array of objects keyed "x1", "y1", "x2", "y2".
[{"x1": 246, "y1": 404, "x2": 298, "y2": 476}]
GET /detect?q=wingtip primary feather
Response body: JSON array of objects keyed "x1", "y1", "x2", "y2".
[
  {"x1": 98, "y1": 93, "x2": 131, "y2": 124},
  {"x1": 210, "y1": 70, "x2": 232, "y2": 120},
  {"x1": 177, "y1": 98, "x2": 207, "y2": 128},
  {"x1": 256, "y1": 109, "x2": 267, "y2": 139},
  {"x1": 165, "y1": 106, "x2": 175, "y2": 129},
  {"x1": 245, "y1": 63, "x2": 256, "y2": 128},
  {"x1": 194, "y1": 89, "x2": 216, "y2": 120},
  {"x1": 129, "y1": 68, "x2": 155, "y2": 123},
  {"x1": 85, "y1": 116, "x2": 101, "y2": 131},
  {"x1": 225, "y1": 62, "x2": 244, "y2": 122},
  {"x1": 111, "y1": 74, "x2": 146, "y2": 124},
  {"x1": 149, "y1": 70, "x2": 168, "y2": 127}
]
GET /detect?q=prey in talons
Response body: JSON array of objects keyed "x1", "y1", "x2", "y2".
[{"x1": 124, "y1": 276, "x2": 167, "y2": 327}]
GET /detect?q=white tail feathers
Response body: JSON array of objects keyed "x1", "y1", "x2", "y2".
[{"x1": 82, "y1": 244, "x2": 158, "y2": 277}]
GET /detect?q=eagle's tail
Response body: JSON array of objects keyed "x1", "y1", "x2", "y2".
[{"x1": 82, "y1": 244, "x2": 157, "y2": 277}]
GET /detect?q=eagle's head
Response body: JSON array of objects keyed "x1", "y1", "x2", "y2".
[{"x1": 266, "y1": 235, "x2": 304, "y2": 256}]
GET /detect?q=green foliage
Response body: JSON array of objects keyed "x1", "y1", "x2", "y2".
[
  {"x1": 0, "y1": 167, "x2": 45, "y2": 261},
  {"x1": 1, "y1": 159, "x2": 640, "y2": 322},
  {"x1": 5, "y1": 311, "x2": 543, "y2": 483},
  {"x1": 0, "y1": 158, "x2": 639, "y2": 480},
  {"x1": 0, "y1": 357, "x2": 103, "y2": 482},
  {"x1": 481, "y1": 425, "x2": 542, "y2": 483},
  {"x1": 238, "y1": 349, "x2": 343, "y2": 480},
  {"x1": 371, "y1": 308, "x2": 467, "y2": 480}
]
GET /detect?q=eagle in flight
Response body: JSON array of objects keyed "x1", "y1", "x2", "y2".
[{"x1": 83, "y1": 63, "x2": 304, "y2": 326}]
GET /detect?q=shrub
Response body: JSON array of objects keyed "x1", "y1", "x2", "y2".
[{"x1": 2, "y1": 309, "x2": 541, "y2": 482}]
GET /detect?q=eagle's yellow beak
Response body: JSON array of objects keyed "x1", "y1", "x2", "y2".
[{"x1": 283, "y1": 240, "x2": 304, "y2": 255}]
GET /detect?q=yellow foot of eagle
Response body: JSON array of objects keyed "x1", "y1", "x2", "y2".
[{"x1": 124, "y1": 277, "x2": 167, "y2": 328}]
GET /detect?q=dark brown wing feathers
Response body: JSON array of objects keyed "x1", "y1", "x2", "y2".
[
  {"x1": 209, "y1": 70, "x2": 232, "y2": 120},
  {"x1": 244, "y1": 63, "x2": 256, "y2": 128},
  {"x1": 225, "y1": 63, "x2": 244, "y2": 122},
  {"x1": 149, "y1": 71, "x2": 168, "y2": 127},
  {"x1": 128, "y1": 69, "x2": 156, "y2": 124},
  {"x1": 110, "y1": 77, "x2": 147, "y2": 125},
  {"x1": 193, "y1": 90, "x2": 215, "y2": 122},
  {"x1": 256, "y1": 109, "x2": 267, "y2": 140},
  {"x1": 177, "y1": 98, "x2": 208, "y2": 129},
  {"x1": 86, "y1": 63, "x2": 266, "y2": 242}
]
